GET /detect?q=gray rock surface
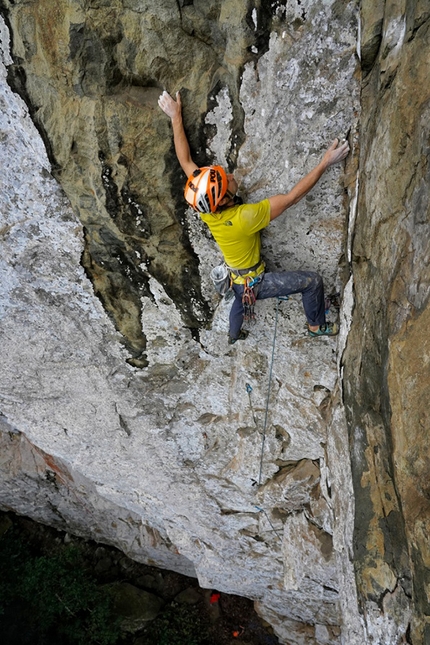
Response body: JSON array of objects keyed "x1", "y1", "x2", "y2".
[
  {"x1": 2, "y1": 0, "x2": 428, "y2": 642},
  {"x1": 0, "y1": 4, "x2": 360, "y2": 641},
  {"x1": 342, "y1": 0, "x2": 430, "y2": 642}
]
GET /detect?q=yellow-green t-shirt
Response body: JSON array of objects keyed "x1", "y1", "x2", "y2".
[{"x1": 200, "y1": 199, "x2": 271, "y2": 269}]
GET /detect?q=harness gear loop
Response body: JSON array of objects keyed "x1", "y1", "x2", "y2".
[{"x1": 228, "y1": 260, "x2": 265, "y2": 285}]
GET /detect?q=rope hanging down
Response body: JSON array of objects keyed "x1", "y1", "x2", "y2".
[
  {"x1": 254, "y1": 505, "x2": 283, "y2": 541},
  {"x1": 243, "y1": 298, "x2": 288, "y2": 544},
  {"x1": 257, "y1": 296, "x2": 289, "y2": 486}
]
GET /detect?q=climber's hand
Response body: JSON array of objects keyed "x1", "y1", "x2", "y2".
[
  {"x1": 322, "y1": 138, "x2": 350, "y2": 167},
  {"x1": 158, "y1": 90, "x2": 182, "y2": 120}
]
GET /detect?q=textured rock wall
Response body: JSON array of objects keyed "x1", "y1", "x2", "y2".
[
  {"x1": 1, "y1": 0, "x2": 360, "y2": 365},
  {"x1": 342, "y1": 0, "x2": 430, "y2": 642},
  {"x1": 0, "y1": 2, "x2": 361, "y2": 642},
  {"x1": 8, "y1": 0, "x2": 430, "y2": 643}
]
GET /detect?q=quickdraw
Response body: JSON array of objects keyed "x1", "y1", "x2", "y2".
[
  {"x1": 324, "y1": 292, "x2": 341, "y2": 314},
  {"x1": 242, "y1": 275, "x2": 261, "y2": 323}
]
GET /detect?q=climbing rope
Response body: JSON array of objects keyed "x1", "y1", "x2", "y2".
[
  {"x1": 244, "y1": 298, "x2": 289, "y2": 544},
  {"x1": 254, "y1": 505, "x2": 283, "y2": 541},
  {"x1": 257, "y1": 296, "x2": 289, "y2": 486}
]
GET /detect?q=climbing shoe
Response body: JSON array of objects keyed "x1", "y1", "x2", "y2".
[
  {"x1": 228, "y1": 329, "x2": 249, "y2": 345},
  {"x1": 308, "y1": 322, "x2": 339, "y2": 337}
]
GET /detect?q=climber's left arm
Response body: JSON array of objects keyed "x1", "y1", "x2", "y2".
[{"x1": 268, "y1": 139, "x2": 349, "y2": 221}]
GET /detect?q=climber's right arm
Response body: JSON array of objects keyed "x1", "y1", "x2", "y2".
[{"x1": 158, "y1": 91, "x2": 198, "y2": 178}]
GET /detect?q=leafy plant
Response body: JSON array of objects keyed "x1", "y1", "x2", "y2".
[
  {"x1": 144, "y1": 601, "x2": 209, "y2": 645},
  {"x1": 0, "y1": 527, "x2": 121, "y2": 645}
]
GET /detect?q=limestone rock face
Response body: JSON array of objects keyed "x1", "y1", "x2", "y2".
[
  {"x1": 1, "y1": 0, "x2": 360, "y2": 366},
  {"x1": 2, "y1": 0, "x2": 428, "y2": 643},
  {"x1": 342, "y1": 0, "x2": 430, "y2": 642},
  {"x1": 0, "y1": 1, "x2": 360, "y2": 642}
]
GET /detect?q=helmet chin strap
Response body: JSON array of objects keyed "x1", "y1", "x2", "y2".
[
  {"x1": 221, "y1": 190, "x2": 243, "y2": 208},
  {"x1": 226, "y1": 189, "x2": 241, "y2": 202}
]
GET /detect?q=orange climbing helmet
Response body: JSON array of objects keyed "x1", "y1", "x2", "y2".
[{"x1": 184, "y1": 166, "x2": 228, "y2": 213}]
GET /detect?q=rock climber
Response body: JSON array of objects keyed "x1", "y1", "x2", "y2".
[{"x1": 158, "y1": 90, "x2": 349, "y2": 344}]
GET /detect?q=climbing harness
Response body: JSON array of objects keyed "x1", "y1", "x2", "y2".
[
  {"x1": 223, "y1": 260, "x2": 266, "y2": 322},
  {"x1": 228, "y1": 259, "x2": 264, "y2": 285},
  {"x1": 227, "y1": 260, "x2": 265, "y2": 323}
]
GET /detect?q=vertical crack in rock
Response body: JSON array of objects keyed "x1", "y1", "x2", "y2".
[
  {"x1": 2, "y1": 0, "x2": 320, "y2": 367},
  {"x1": 341, "y1": 2, "x2": 430, "y2": 641},
  {"x1": 0, "y1": 2, "x2": 373, "y2": 643},
  {"x1": 5, "y1": 60, "x2": 61, "y2": 174},
  {"x1": 1, "y1": 0, "x2": 273, "y2": 366}
]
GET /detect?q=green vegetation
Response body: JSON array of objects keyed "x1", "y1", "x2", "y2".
[
  {"x1": 0, "y1": 526, "x2": 121, "y2": 645},
  {"x1": 0, "y1": 523, "x2": 209, "y2": 645},
  {"x1": 144, "y1": 601, "x2": 209, "y2": 645}
]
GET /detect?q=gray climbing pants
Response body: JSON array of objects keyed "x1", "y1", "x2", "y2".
[{"x1": 229, "y1": 270, "x2": 326, "y2": 340}]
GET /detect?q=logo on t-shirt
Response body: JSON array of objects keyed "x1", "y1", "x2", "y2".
[{"x1": 224, "y1": 221, "x2": 233, "y2": 226}]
